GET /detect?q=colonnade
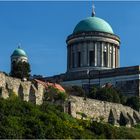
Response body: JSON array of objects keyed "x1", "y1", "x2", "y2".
[{"x1": 67, "y1": 41, "x2": 119, "y2": 71}]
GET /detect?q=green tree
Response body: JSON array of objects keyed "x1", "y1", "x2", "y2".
[
  {"x1": 0, "y1": 116, "x2": 24, "y2": 139},
  {"x1": 10, "y1": 61, "x2": 31, "y2": 79},
  {"x1": 44, "y1": 86, "x2": 67, "y2": 102},
  {"x1": 87, "y1": 86, "x2": 98, "y2": 99},
  {"x1": 88, "y1": 86, "x2": 121, "y2": 103},
  {"x1": 125, "y1": 96, "x2": 140, "y2": 111},
  {"x1": 64, "y1": 85, "x2": 85, "y2": 97}
]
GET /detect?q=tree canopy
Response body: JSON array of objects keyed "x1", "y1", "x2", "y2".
[{"x1": 10, "y1": 61, "x2": 31, "y2": 79}]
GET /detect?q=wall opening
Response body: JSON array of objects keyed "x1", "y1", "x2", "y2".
[
  {"x1": 103, "y1": 52, "x2": 107, "y2": 67},
  {"x1": 77, "y1": 51, "x2": 81, "y2": 67},
  {"x1": 18, "y1": 84, "x2": 24, "y2": 100},
  {"x1": 89, "y1": 50, "x2": 95, "y2": 66},
  {"x1": 29, "y1": 86, "x2": 36, "y2": 104}
]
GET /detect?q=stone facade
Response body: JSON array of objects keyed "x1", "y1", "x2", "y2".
[
  {"x1": 0, "y1": 72, "x2": 45, "y2": 105},
  {"x1": 46, "y1": 65, "x2": 140, "y2": 97},
  {"x1": 66, "y1": 95, "x2": 140, "y2": 127}
]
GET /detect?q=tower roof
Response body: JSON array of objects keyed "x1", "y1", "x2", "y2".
[
  {"x1": 73, "y1": 16, "x2": 114, "y2": 34},
  {"x1": 11, "y1": 47, "x2": 27, "y2": 57}
]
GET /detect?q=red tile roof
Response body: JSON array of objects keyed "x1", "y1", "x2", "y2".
[{"x1": 34, "y1": 79, "x2": 65, "y2": 92}]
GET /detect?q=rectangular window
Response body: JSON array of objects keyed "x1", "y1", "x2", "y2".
[
  {"x1": 72, "y1": 52, "x2": 75, "y2": 68},
  {"x1": 103, "y1": 52, "x2": 107, "y2": 67},
  {"x1": 77, "y1": 52, "x2": 81, "y2": 67},
  {"x1": 110, "y1": 52, "x2": 113, "y2": 68},
  {"x1": 89, "y1": 51, "x2": 95, "y2": 66},
  {"x1": 68, "y1": 47, "x2": 71, "y2": 69}
]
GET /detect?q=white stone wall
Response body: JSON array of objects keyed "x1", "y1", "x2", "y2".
[
  {"x1": 68, "y1": 96, "x2": 140, "y2": 126},
  {"x1": 0, "y1": 73, "x2": 45, "y2": 105}
]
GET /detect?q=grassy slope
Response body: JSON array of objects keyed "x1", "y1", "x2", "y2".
[{"x1": 0, "y1": 96, "x2": 139, "y2": 139}]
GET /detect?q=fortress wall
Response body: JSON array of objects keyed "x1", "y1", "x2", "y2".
[
  {"x1": 0, "y1": 72, "x2": 140, "y2": 126},
  {"x1": 68, "y1": 96, "x2": 140, "y2": 126},
  {"x1": 0, "y1": 72, "x2": 45, "y2": 104},
  {"x1": 0, "y1": 72, "x2": 6, "y2": 87}
]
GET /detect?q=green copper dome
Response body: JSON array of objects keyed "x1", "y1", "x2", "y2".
[
  {"x1": 11, "y1": 48, "x2": 27, "y2": 57},
  {"x1": 73, "y1": 16, "x2": 114, "y2": 34}
]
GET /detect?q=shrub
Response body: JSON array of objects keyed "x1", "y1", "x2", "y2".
[
  {"x1": 10, "y1": 61, "x2": 31, "y2": 80},
  {"x1": 125, "y1": 96, "x2": 140, "y2": 111},
  {"x1": 88, "y1": 86, "x2": 121, "y2": 103},
  {"x1": 87, "y1": 86, "x2": 98, "y2": 99},
  {"x1": 44, "y1": 86, "x2": 67, "y2": 102},
  {"x1": 134, "y1": 123, "x2": 140, "y2": 129},
  {"x1": 64, "y1": 86, "x2": 85, "y2": 97},
  {"x1": 0, "y1": 97, "x2": 140, "y2": 139}
]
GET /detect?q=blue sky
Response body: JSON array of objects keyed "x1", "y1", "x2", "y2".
[{"x1": 0, "y1": 1, "x2": 140, "y2": 76}]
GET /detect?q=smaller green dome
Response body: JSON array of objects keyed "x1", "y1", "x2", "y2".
[
  {"x1": 11, "y1": 47, "x2": 27, "y2": 57},
  {"x1": 73, "y1": 16, "x2": 114, "y2": 34}
]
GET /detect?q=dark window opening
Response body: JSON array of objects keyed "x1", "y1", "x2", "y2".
[
  {"x1": 68, "y1": 48, "x2": 71, "y2": 69},
  {"x1": 77, "y1": 52, "x2": 81, "y2": 67},
  {"x1": 110, "y1": 53, "x2": 113, "y2": 68},
  {"x1": 72, "y1": 52, "x2": 75, "y2": 68},
  {"x1": 89, "y1": 51, "x2": 95, "y2": 66},
  {"x1": 110, "y1": 52, "x2": 113, "y2": 68},
  {"x1": 103, "y1": 52, "x2": 107, "y2": 67}
]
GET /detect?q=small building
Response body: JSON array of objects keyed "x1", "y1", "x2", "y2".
[
  {"x1": 11, "y1": 46, "x2": 28, "y2": 64},
  {"x1": 10, "y1": 45, "x2": 30, "y2": 80}
]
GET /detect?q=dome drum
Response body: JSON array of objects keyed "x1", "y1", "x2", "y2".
[
  {"x1": 67, "y1": 40, "x2": 120, "y2": 72},
  {"x1": 67, "y1": 36, "x2": 120, "y2": 47},
  {"x1": 67, "y1": 33, "x2": 120, "y2": 47},
  {"x1": 11, "y1": 56, "x2": 28, "y2": 63}
]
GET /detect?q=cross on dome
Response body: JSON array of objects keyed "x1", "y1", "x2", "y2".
[
  {"x1": 18, "y1": 43, "x2": 21, "y2": 49},
  {"x1": 91, "y1": 0, "x2": 95, "y2": 17}
]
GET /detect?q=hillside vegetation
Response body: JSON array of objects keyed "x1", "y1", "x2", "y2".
[
  {"x1": 65, "y1": 85, "x2": 140, "y2": 111},
  {"x1": 0, "y1": 95, "x2": 140, "y2": 139}
]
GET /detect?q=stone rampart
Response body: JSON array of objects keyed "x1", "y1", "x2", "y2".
[
  {"x1": 0, "y1": 72, "x2": 45, "y2": 105},
  {"x1": 0, "y1": 72, "x2": 140, "y2": 126},
  {"x1": 67, "y1": 96, "x2": 140, "y2": 126}
]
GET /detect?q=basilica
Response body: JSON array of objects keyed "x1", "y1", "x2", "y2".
[
  {"x1": 11, "y1": 4, "x2": 140, "y2": 97},
  {"x1": 45, "y1": 4, "x2": 140, "y2": 97}
]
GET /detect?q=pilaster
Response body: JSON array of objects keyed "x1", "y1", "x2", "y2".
[
  {"x1": 97, "y1": 42, "x2": 101, "y2": 66},
  {"x1": 113, "y1": 46, "x2": 115, "y2": 68},
  {"x1": 107, "y1": 43, "x2": 110, "y2": 68},
  {"x1": 101, "y1": 42, "x2": 104, "y2": 67},
  {"x1": 94, "y1": 42, "x2": 97, "y2": 66},
  {"x1": 82, "y1": 42, "x2": 87, "y2": 67},
  {"x1": 118, "y1": 48, "x2": 120, "y2": 67}
]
